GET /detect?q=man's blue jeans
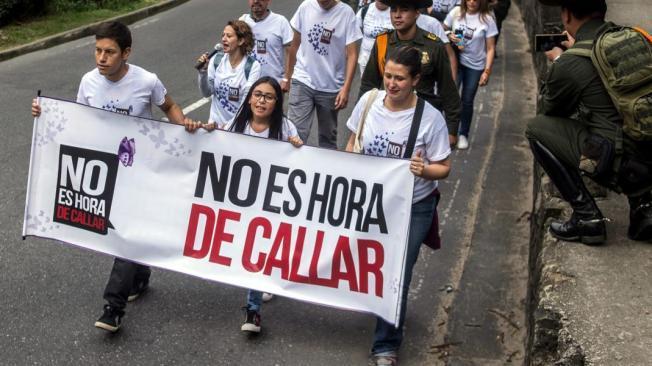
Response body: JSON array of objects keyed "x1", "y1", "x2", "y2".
[
  {"x1": 246, "y1": 290, "x2": 263, "y2": 312},
  {"x1": 372, "y1": 194, "x2": 437, "y2": 355},
  {"x1": 457, "y1": 64, "x2": 485, "y2": 137}
]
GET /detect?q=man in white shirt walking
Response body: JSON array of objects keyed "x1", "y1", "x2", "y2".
[
  {"x1": 241, "y1": 0, "x2": 294, "y2": 90},
  {"x1": 285, "y1": 0, "x2": 363, "y2": 149}
]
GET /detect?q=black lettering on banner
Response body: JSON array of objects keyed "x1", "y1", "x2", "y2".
[
  {"x1": 306, "y1": 173, "x2": 331, "y2": 223},
  {"x1": 327, "y1": 177, "x2": 348, "y2": 226},
  {"x1": 284, "y1": 169, "x2": 306, "y2": 217},
  {"x1": 363, "y1": 184, "x2": 388, "y2": 234},
  {"x1": 345, "y1": 179, "x2": 367, "y2": 231},
  {"x1": 194, "y1": 152, "x2": 231, "y2": 202},
  {"x1": 263, "y1": 165, "x2": 289, "y2": 214},
  {"x1": 53, "y1": 145, "x2": 118, "y2": 235},
  {"x1": 229, "y1": 159, "x2": 261, "y2": 207}
]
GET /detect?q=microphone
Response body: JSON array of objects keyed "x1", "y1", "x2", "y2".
[{"x1": 195, "y1": 43, "x2": 222, "y2": 70}]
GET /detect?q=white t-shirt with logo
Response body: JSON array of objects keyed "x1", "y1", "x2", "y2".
[
  {"x1": 290, "y1": 0, "x2": 362, "y2": 92},
  {"x1": 76, "y1": 64, "x2": 167, "y2": 119},
  {"x1": 242, "y1": 11, "x2": 294, "y2": 81},
  {"x1": 199, "y1": 53, "x2": 262, "y2": 123},
  {"x1": 223, "y1": 117, "x2": 299, "y2": 141},
  {"x1": 416, "y1": 14, "x2": 449, "y2": 43},
  {"x1": 355, "y1": 4, "x2": 393, "y2": 74},
  {"x1": 444, "y1": 7, "x2": 498, "y2": 70},
  {"x1": 432, "y1": 0, "x2": 460, "y2": 16},
  {"x1": 347, "y1": 90, "x2": 451, "y2": 203}
]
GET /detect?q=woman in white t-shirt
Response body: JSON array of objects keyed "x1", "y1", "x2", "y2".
[
  {"x1": 186, "y1": 76, "x2": 303, "y2": 333},
  {"x1": 345, "y1": 46, "x2": 451, "y2": 365},
  {"x1": 444, "y1": 0, "x2": 497, "y2": 149},
  {"x1": 196, "y1": 20, "x2": 262, "y2": 124}
]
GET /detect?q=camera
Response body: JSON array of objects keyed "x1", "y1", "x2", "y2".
[{"x1": 534, "y1": 33, "x2": 568, "y2": 52}]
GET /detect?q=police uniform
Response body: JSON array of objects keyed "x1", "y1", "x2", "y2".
[
  {"x1": 359, "y1": 26, "x2": 462, "y2": 136},
  {"x1": 525, "y1": 8, "x2": 652, "y2": 244}
]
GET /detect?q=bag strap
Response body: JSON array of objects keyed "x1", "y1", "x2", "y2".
[
  {"x1": 377, "y1": 32, "x2": 388, "y2": 76},
  {"x1": 244, "y1": 56, "x2": 254, "y2": 79},
  {"x1": 354, "y1": 88, "x2": 379, "y2": 153},
  {"x1": 404, "y1": 97, "x2": 425, "y2": 158}
]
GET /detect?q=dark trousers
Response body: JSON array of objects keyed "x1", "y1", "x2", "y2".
[{"x1": 103, "y1": 258, "x2": 151, "y2": 310}]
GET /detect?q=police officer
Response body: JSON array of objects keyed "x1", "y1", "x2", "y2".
[
  {"x1": 359, "y1": 0, "x2": 461, "y2": 146},
  {"x1": 526, "y1": 0, "x2": 652, "y2": 244}
]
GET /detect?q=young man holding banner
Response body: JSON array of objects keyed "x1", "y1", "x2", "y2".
[{"x1": 31, "y1": 21, "x2": 192, "y2": 333}]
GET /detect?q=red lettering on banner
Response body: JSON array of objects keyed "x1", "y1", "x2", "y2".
[
  {"x1": 331, "y1": 236, "x2": 359, "y2": 292},
  {"x1": 358, "y1": 239, "x2": 384, "y2": 297},
  {"x1": 183, "y1": 204, "x2": 387, "y2": 297},
  {"x1": 263, "y1": 222, "x2": 292, "y2": 279},
  {"x1": 208, "y1": 209, "x2": 240, "y2": 266},
  {"x1": 69, "y1": 207, "x2": 105, "y2": 231},
  {"x1": 242, "y1": 217, "x2": 272, "y2": 272},
  {"x1": 56, "y1": 205, "x2": 71, "y2": 220},
  {"x1": 183, "y1": 203, "x2": 215, "y2": 258},
  {"x1": 288, "y1": 226, "x2": 311, "y2": 284}
]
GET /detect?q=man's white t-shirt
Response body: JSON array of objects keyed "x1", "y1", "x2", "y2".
[
  {"x1": 76, "y1": 64, "x2": 166, "y2": 119},
  {"x1": 444, "y1": 7, "x2": 498, "y2": 70},
  {"x1": 242, "y1": 11, "x2": 294, "y2": 81},
  {"x1": 200, "y1": 53, "x2": 262, "y2": 123},
  {"x1": 416, "y1": 14, "x2": 449, "y2": 43},
  {"x1": 355, "y1": 4, "x2": 393, "y2": 73},
  {"x1": 347, "y1": 90, "x2": 451, "y2": 203},
  {"x1": 290, "y1": 0, "x2": 362, "y2": 92},
  {"x1": 223, "y1": 117, "x2": 299, "y2": 141}
]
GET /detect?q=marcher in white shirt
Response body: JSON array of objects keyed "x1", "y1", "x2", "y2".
[
  {"x1": 285, "y1": 0, "x2": 362, "y2": 148},
  {"x1": 196, "y1": 20, "x2": 262, "y2": 124},
  {"x1": 444, "y1": 0, "x2": 497, "y2": 149},
  {"x1": 240, "y1": 0, "x2": 294, "y2": 89}
]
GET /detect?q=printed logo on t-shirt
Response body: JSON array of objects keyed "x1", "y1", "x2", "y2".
[
  {"x1": 308, "y1": 22, "x2": 330, "y2": 56},
  {"x1": 364, "y1": 131, "x2": 403, "y2": 157},
  {"x1": 386, "y1": 141, "x2": 403, "y2": 158},
  {"x1": 217, "y1": 82, "x2": 239, "y2": 113},
  {"x1": 228, "y1": 87, "x2": 240, "y2": 102},
  {"x1": 463, "y1": 26, "x2": 476, "y2": 40},
  {"x1": 320, "y1": 28, "x2": 334, "y2": 44},
  {"x1": 102, "y1": 99, "x2": 133, "y2": 115},
  {"x1": 256, "y1": 39, "x2": 267, "y2": 54}
]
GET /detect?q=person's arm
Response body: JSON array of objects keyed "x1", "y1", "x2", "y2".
[
  {"x1": 197, "y1": 53, "x2": 215, "y2": 97},
  {"x1": 479, "y1": 36, "x2": 496, "y2": 86},
  {"x1": 432, "y1": 44, "x2": 461, "y2": 140},
  {"x1": 31, "y1": 98, "x2": 41, "y2": 117},
  {"x1": 358, "y1": 40, "x2": 382, "y2": 100},
  {"x1": 345, "y1": 133, "x2": 356, "y2": 152},
  {"x1": 159, "y1": 95, "x2": 186, "y2": 125},
  {"x1": 283, "y1": 30, "x2": 301, "y2": 93},
  {"x1": 335, "y1": 42, "x2": 359, "y2": 110},
  {"x1": 282, "y1": 44, "x2": 291, "y2": 92},
  {"x1": 410, "y1": 153, "x2": 451, "y2": 180},
  {"x1": 444, "y1": 43, "x2": 458, "y2": 81}
]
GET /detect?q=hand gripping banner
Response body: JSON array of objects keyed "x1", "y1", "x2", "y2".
[{"x1": 23, "y1": 97, "x2": 414, "y2": 325}]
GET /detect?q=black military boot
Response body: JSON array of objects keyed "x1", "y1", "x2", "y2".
[
  {"x1": 529, "y1": 140, "x2": 606, "y2": 245},
  {"x1": 627, "y1": 192, "x2": 652, "y2": 241}
]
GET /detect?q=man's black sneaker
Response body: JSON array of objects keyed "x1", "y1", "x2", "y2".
[
  {"x1": 241, "y1": 308, "x2": 261, "y2": 333},
  {"x1": 127, "y1": 280, "x2": 149, "y2": 302},
  {"x1": 94, "y1": 305, "x2": 124, "y2": 333},
  {"x1": 628, "y1": 202, "x2": 652, "y2": 241}
]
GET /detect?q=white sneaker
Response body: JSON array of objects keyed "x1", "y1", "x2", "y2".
[
  {"x1": 262, "y1": 292, "x2": 274, "y2": 302},
  {"x1": 456, "y1": 135, "x2": 469, "y2": 150}
]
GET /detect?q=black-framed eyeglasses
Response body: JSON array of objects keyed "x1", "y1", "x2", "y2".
[{"x1": 252, "y1": 91, "x2": 277, "y2": 103}]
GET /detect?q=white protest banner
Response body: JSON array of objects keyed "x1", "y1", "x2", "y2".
[{"x1": 23, "y1": 97, "x2": 414, "y2": 324}]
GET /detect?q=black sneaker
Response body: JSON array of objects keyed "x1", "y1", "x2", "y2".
[
  {"x1": 241, "y1": 307, "x2": 261, "y2": 333},
  {"x1": 94, "y1": 305, "x2": 124, "y2": 333},
  {"x1": 127, "y1": 279, "x2": 149, "y2": 302}
]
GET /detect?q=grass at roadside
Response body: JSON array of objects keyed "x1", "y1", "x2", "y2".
[{"x1": 0, "y1": 0, "x2": 161, "y2": 51}]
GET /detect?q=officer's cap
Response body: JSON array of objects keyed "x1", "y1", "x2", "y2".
[{"x1": 384, "y1": 0, "x2": 434, "y2": 9}]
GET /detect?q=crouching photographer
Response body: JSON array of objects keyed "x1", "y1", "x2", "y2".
[{"x1": 525, "y1": 0, "x2": 652, "y2": 245}]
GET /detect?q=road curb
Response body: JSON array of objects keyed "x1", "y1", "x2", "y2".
[{"x1": 0, "y1": 0, "x2": 190, "y2": 62}]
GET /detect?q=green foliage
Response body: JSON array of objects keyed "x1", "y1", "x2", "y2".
[{"x1": 0, "y1": 0, "x2": 134, "y2": 27}]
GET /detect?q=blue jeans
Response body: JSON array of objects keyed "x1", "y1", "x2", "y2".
[
  {"x1": 246, "y1": 290, "x2": 263, "y2": 312},
  {"x1": 457, "y1": 64, "x2": 484, "y2": 137},
  {"x1": 372, "y1": 195, "x2": 437, "y2": 355}
]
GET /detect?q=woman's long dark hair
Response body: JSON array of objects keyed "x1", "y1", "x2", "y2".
[{"x1": 229, "y1": 76, "x2": 285, "y2": 140}]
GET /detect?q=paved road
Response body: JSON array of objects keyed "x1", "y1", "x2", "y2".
[{"x1": 0, "y1": 1, "x2": 534, "y2": 365}]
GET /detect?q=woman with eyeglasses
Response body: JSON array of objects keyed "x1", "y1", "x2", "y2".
[
  {"x1": 196, "y1": 20, "x2": 262, "y2": 125},
  {"x1": 185, "y1": 76, "x2": 302, "y2": 333}
]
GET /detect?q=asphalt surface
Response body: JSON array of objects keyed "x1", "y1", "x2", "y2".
[{"x1": 0, "y1": 1, "x2": 534, "y2": 365}]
